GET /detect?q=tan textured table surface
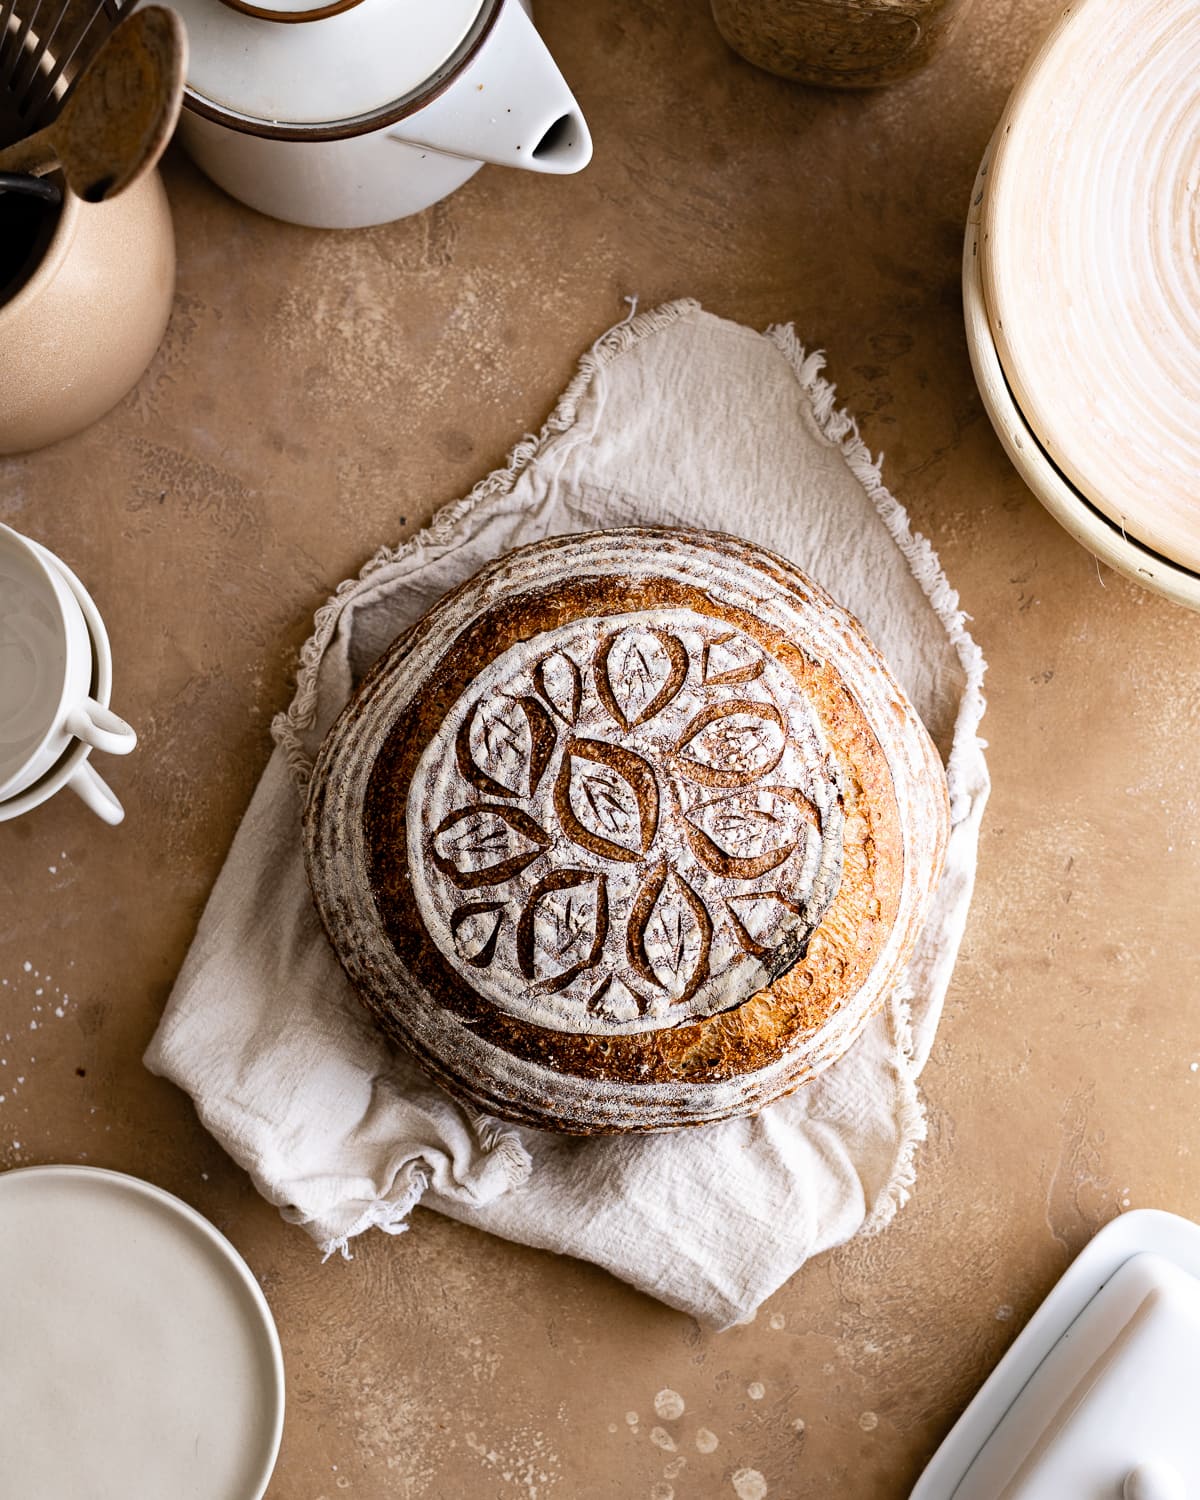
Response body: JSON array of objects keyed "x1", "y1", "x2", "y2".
[{"x1": 3, "y1": 3, "x2": 1199, "y2": 1496}]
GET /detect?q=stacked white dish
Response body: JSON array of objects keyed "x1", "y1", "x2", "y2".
[
  {"x1": 964, "y1": 0, "x2": 1200, "y2": 610},
  {"x1": 0, "y1": 524, "x2": 136, "y2": 825}
]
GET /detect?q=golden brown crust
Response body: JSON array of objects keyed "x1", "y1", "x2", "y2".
[
  {"x1": 360, "y1": 575, "x2": 901, "y2": 1084},
  {"x1": 303, "y1": 528, "x2": 950, "y2": 1134}
]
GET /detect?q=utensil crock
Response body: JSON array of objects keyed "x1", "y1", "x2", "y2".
[
  {"x1": 0, "y1": 174, "x2": 175, "y2": 454},
  {"x1": 0, "y1": 15, "x2": 175, "y2": 455}
]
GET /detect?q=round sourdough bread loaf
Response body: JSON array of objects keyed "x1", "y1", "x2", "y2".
[{"x1": 303, "y1": 528, "x2": 950, "y2": 1134}]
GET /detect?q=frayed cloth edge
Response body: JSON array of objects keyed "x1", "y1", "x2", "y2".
[
  {"x1": 765, "y1": 324, "x2": 989, "y2": 1230},
  {"x1": 302, "y1": 1110, "x2": 533, "y2": 1261},
  {"x1": 860, "y1": 982, "x2": 928, "y2": 1235},
  {"x1": 466, "y1": 1105, "x2": 536, "y2": 1184},
  {"x1": 765, "y1": 324, "x2": 988, "y2": 828},
  {"x1": 314, "y1": 1165, "x2": 431, "y2": 1262}
]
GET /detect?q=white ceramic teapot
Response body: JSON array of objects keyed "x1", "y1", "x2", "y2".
[{"x1": 167, "y1": 0, "x2": 592, "y2": 228}]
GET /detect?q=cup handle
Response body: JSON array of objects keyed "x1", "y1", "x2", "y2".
[
  {"x1": 65, "y1": 760, "x2": 125, "y2": 826},
  {"x1": 65, "y1": 698, "x2": 137, "y2": 757}
]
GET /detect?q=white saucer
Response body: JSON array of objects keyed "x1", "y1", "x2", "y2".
[
  {"x1": 0, "y1": 1166, "x2": 284, "y2": 1499},
  {"x1": 0, "y1": 541, "x2": 123, "y2": 823}
]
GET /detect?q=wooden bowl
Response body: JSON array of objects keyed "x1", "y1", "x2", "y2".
[
  {"x1": 978, "y1": 0, "x2": 1200, "y2": 571},
  {"x1": 964, "y1": 133, "x2": 1200, "y2": 612}
]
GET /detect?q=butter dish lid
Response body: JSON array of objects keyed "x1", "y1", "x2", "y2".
[
  {"x1": 913, "y1": 1210, "x2": 1200, "y2": 1500},
  {"x1": 957, "y1": 1253, "x2": 1200, "y2": 1498},
  {"x1": 981, "y1": 0, "x2": 1200, "y2": 570},
  {"x1": 170, "y1": 0, "x2": 492, "y2": 129}
]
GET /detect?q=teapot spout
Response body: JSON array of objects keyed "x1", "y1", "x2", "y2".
[
  {"x1": 522, "y1": 106, "x2": 591, "y2": 175},
  {"x1": 387, "y1": 0, "x2": 592, "y2": 176}
]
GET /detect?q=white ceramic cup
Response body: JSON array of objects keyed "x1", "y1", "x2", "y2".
[{"x1": 0, "y1": 530, "x2": 134, "y2": 825}]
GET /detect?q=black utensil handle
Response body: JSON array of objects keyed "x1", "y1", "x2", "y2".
[{"x1": 0, "y1": 170, "x2": 61, "y2": 204}]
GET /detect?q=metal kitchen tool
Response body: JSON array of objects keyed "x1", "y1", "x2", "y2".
[
  {"x1": 0, "y1": 167, "x2": 57, "y2": 201},
  {"x1": 0, "y1": 5, "x2": 184, "y2": 202},
  {"x1": 0, "y1": 0, "x2": 135, "y2": 137},
  {"x1": 912, "y1": 1210, "x2": 1200, "y2": 1499}
]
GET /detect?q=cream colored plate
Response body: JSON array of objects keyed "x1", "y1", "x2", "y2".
[
  {"x1": 982, "y1": 0, "x2": 1200, "y2": 569},
  {"x1": 0, "y1": 1166, "x2": 284, "y2": 1499}
]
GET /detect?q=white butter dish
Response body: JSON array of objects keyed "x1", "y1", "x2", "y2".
[{"x1": 913, "y1": 1210, "x2": 1200, "y2": 1499}]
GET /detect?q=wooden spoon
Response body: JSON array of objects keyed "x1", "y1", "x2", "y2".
[{"x1": 0, "y1": 6, "x2": 186, "y2": 203}]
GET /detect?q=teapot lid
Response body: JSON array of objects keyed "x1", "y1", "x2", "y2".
[{"x1": 172, "y1": 0, "x2": 495, "y2": 135}]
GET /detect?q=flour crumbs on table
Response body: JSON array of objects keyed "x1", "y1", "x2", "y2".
[
  {"x1": 0, "y1": 960, "x2": 75, "y2": 1122},
  {"x1": 653, "y1": 1389, "x2": 686, "y2": 1421},
  {"x1": 732, "y1": 1469, "x2": 769, "y2": 1500}
]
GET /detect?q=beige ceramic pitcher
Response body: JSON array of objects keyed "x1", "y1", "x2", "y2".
[
  {"x1": 0, "y1": 15, "x2": 175, "y2": 454},
  {"x1": 0, "y1": 176, "x2": 175, "y2": 454}
]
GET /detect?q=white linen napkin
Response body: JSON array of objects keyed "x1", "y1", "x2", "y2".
[{"x1": 145, "y1": 300, "x2": 988, "y2": 1328}]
